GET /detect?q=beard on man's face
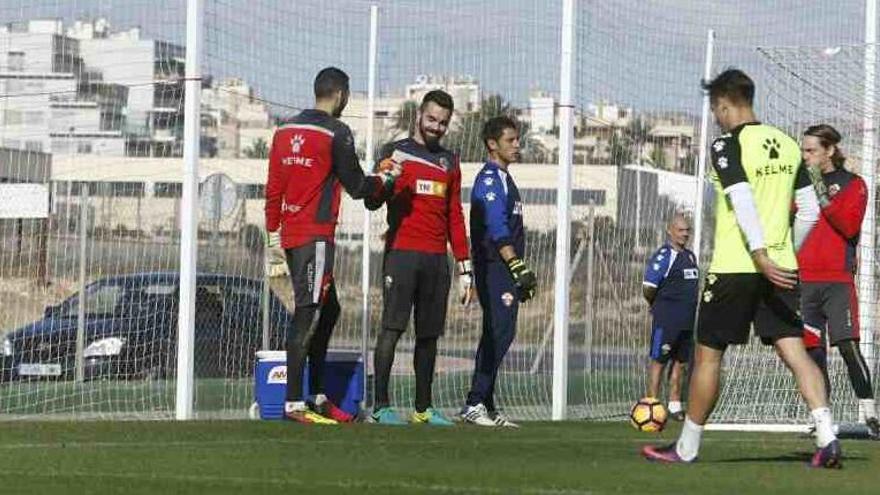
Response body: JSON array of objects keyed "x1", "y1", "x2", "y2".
[
  {"x1": 419, "y1": 122, "x2": 444, "y2": 150},
  {"x1": 332, "y1": 92, "x2": 349, "y2": 118}
]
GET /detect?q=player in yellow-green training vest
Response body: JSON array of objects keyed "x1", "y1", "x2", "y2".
[
  {"x1": 642, "y1": 69, "x2": 842, "y2": 468},
  {"x1": 708, "y1": 123, "x2": 802, "y2": 273}
]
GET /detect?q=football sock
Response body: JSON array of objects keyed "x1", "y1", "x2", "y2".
[
  {"x1": 285, "y1": 401, "x2": 306, "y2": 413},
  {"x1": 414, "y1": 336, "x2": 438, "y2": 413},
  {"x1": 374, "y1": 328, "x2": 402, "y2": 409},
  {"x1": 811, "y1": 407, "x2": 836, "y2": 448},
  {"x1": 860, "y1": 399, "x2": 877, "y2": 420},
  {"x1": 675, "y1": 416, "x2": 703, "y2": 461},
  {"x1": 668, "y1": 401, "x2": 683, "y2": 414},
  {"x1": 314, "y1": 394, "x2": 328, "y2": 406}
]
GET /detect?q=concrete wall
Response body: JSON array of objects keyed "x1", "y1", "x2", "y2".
[{"x1": 48, "y1": 156, "x2": 623, "y2": 237}]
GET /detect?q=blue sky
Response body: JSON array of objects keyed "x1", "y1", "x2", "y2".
[{"x1": 1, "y1": 0, "x2": 869, "y2": 118}]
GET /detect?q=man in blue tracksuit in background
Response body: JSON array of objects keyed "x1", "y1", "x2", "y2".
[{"x1": 460, "y1": 116, "x2": 538, "y2": 428}]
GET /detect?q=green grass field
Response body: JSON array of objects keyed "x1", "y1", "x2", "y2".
[
  {"x1": 0, "y1": 371, "x2": 642, "y2": 418},
  {"x1": 0, "y1": 420, "x2": 877, "y2": 494}
]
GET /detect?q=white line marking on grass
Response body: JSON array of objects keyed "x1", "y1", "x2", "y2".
[
  {"x1": 0, "y1": 434, "x2": 816, "y2": 452},
  {"x1": 0, "y1": 468, "x2": 593, "y2": 495}
]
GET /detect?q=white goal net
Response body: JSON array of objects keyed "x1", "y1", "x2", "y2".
[
  {"x1": 0, "y1": 1, "x2": 876, "y2": 428},
  {"x1": 708, "y1": 42, "x2": 879, "y2": 427}
]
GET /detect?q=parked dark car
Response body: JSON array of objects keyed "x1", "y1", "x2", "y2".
[{"x1": 0, "y1": 273, "x2": 291, "y2": 381}]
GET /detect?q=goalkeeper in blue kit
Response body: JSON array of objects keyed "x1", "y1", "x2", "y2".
[{"x1": 460, "y1": 116, "x2": 537, "y2": 427}]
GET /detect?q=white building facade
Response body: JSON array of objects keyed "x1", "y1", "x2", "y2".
[
  {"x1": 528, "y1": 91, "x2": 556, "y2": 133},
  {"x1": 201, "y1": 78, "x2": 273, "y2": 158},
  {"x1": 0, "y1": 20, "x2": 125, "y2": 156},
  {"x1": 67, "y1": 19, "x2": 185, "y2": 157},
  {"x1": 405, "y1": 75, "x2": 480, "y2": 113}
]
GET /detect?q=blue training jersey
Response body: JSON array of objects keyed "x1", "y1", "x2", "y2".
[
  {"x1": 470, "y1": 161, "x2": 524, "y2": 263},
  {"x1": 642, "y1": 243, "x2": 699, "y2": 331}
]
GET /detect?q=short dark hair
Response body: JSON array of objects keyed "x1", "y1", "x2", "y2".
[
  {"x1": 314, "y1": 67, "x2": 349, "y2": 99},
  {"x1": 804, "y1": 123, "x2": 846, "y2": 168},
  {"x1": 702, "y1": 68, "x2": 755, "y2": 106},
  {"x1": 481, "y1": 115, "x2": 519, "y2": 149},
  {"x1": 420, "y1": 89, "x2": 454, "y2": 113}
]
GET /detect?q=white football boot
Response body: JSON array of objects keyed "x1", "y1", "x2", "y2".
[{"x1": 461, "y1": 403, "x2": 496, "y2": 427}]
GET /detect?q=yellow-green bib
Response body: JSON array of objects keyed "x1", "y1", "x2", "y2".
[{"x1": 709, "y1": 124, "x2": 800, "y2": 273}]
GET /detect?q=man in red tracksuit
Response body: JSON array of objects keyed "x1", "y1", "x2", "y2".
[
  {"x1": 366, "y1": 89, "x2": 472, "y2": 426},
  {"x1": 798, "y1": 123, "x2": 878, "y2": 439},
  {"x1": 264, "y1": 67, "x2": 399, "y2": 424}
]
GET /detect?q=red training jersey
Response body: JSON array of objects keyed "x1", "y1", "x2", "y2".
[
  {"x1": 797, "y1": 167, "x2": 867, "y2": 283},
  {"x1": 264, "y1": 109, "x2": 384, "y2": 249},
  {"x1": 367, "y1": 138, "x2": 469, "y2": 261}
]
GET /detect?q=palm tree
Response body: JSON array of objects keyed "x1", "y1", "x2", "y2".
[
  {"x1": 479, "y1": 94, "x2": 512, "y2": 117},
  {"x1": 243, "y1": 137, "x2": 269, "y2": 159},
  {"x1": 392, "y1": 100, "x2": 418, "y2": 136},
  {"x1": 517, "y1": 121, "x2": 551, "y2": 164},
  {"x1": 626, "y1": 116, "x2": 652, "y2": 165},
  {"x1": 608, "y1": 131, "x2": 633, "y2": 165},
  {"x1": 446, "y1": 93, "x2": 520, "y2": 162}
]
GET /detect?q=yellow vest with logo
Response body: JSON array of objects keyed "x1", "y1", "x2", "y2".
[{"x1": 709, "y1": 124, "x2": 800, "y2": 273}]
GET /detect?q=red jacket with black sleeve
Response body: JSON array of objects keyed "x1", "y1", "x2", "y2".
[
  {"x1": 797, "y1": 167, "x2": 867, "y2": 283},
  {"x1": 366, "y1": 138, "x2": 469, "y2": 261},
  {"x1": 264, "y1": 109, "x2": 385, "y2": 249}
]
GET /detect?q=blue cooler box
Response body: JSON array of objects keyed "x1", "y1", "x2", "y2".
[{"x1": 254, "y1": 350, "x2": 364, "y2": 419}]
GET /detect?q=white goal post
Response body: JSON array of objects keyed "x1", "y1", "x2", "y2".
[{"x1": 0, "y1": 1, "x2": 875, "y2": 428}]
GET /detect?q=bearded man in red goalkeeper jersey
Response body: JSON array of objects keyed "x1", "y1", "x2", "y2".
[
  {"x1": 264, "y1": 67, "x2": 400, "y2": 424},
  {"x1": 367, "y1": 90, "x2": 473, "y2": 426},
  {"x1": 798, "y1": 124, "x2": 878, "y2": 439}
]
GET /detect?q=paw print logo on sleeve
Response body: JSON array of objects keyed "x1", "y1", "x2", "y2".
[{"x1": 762, "y1": 138, "x2": 780, "y2": 160}]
